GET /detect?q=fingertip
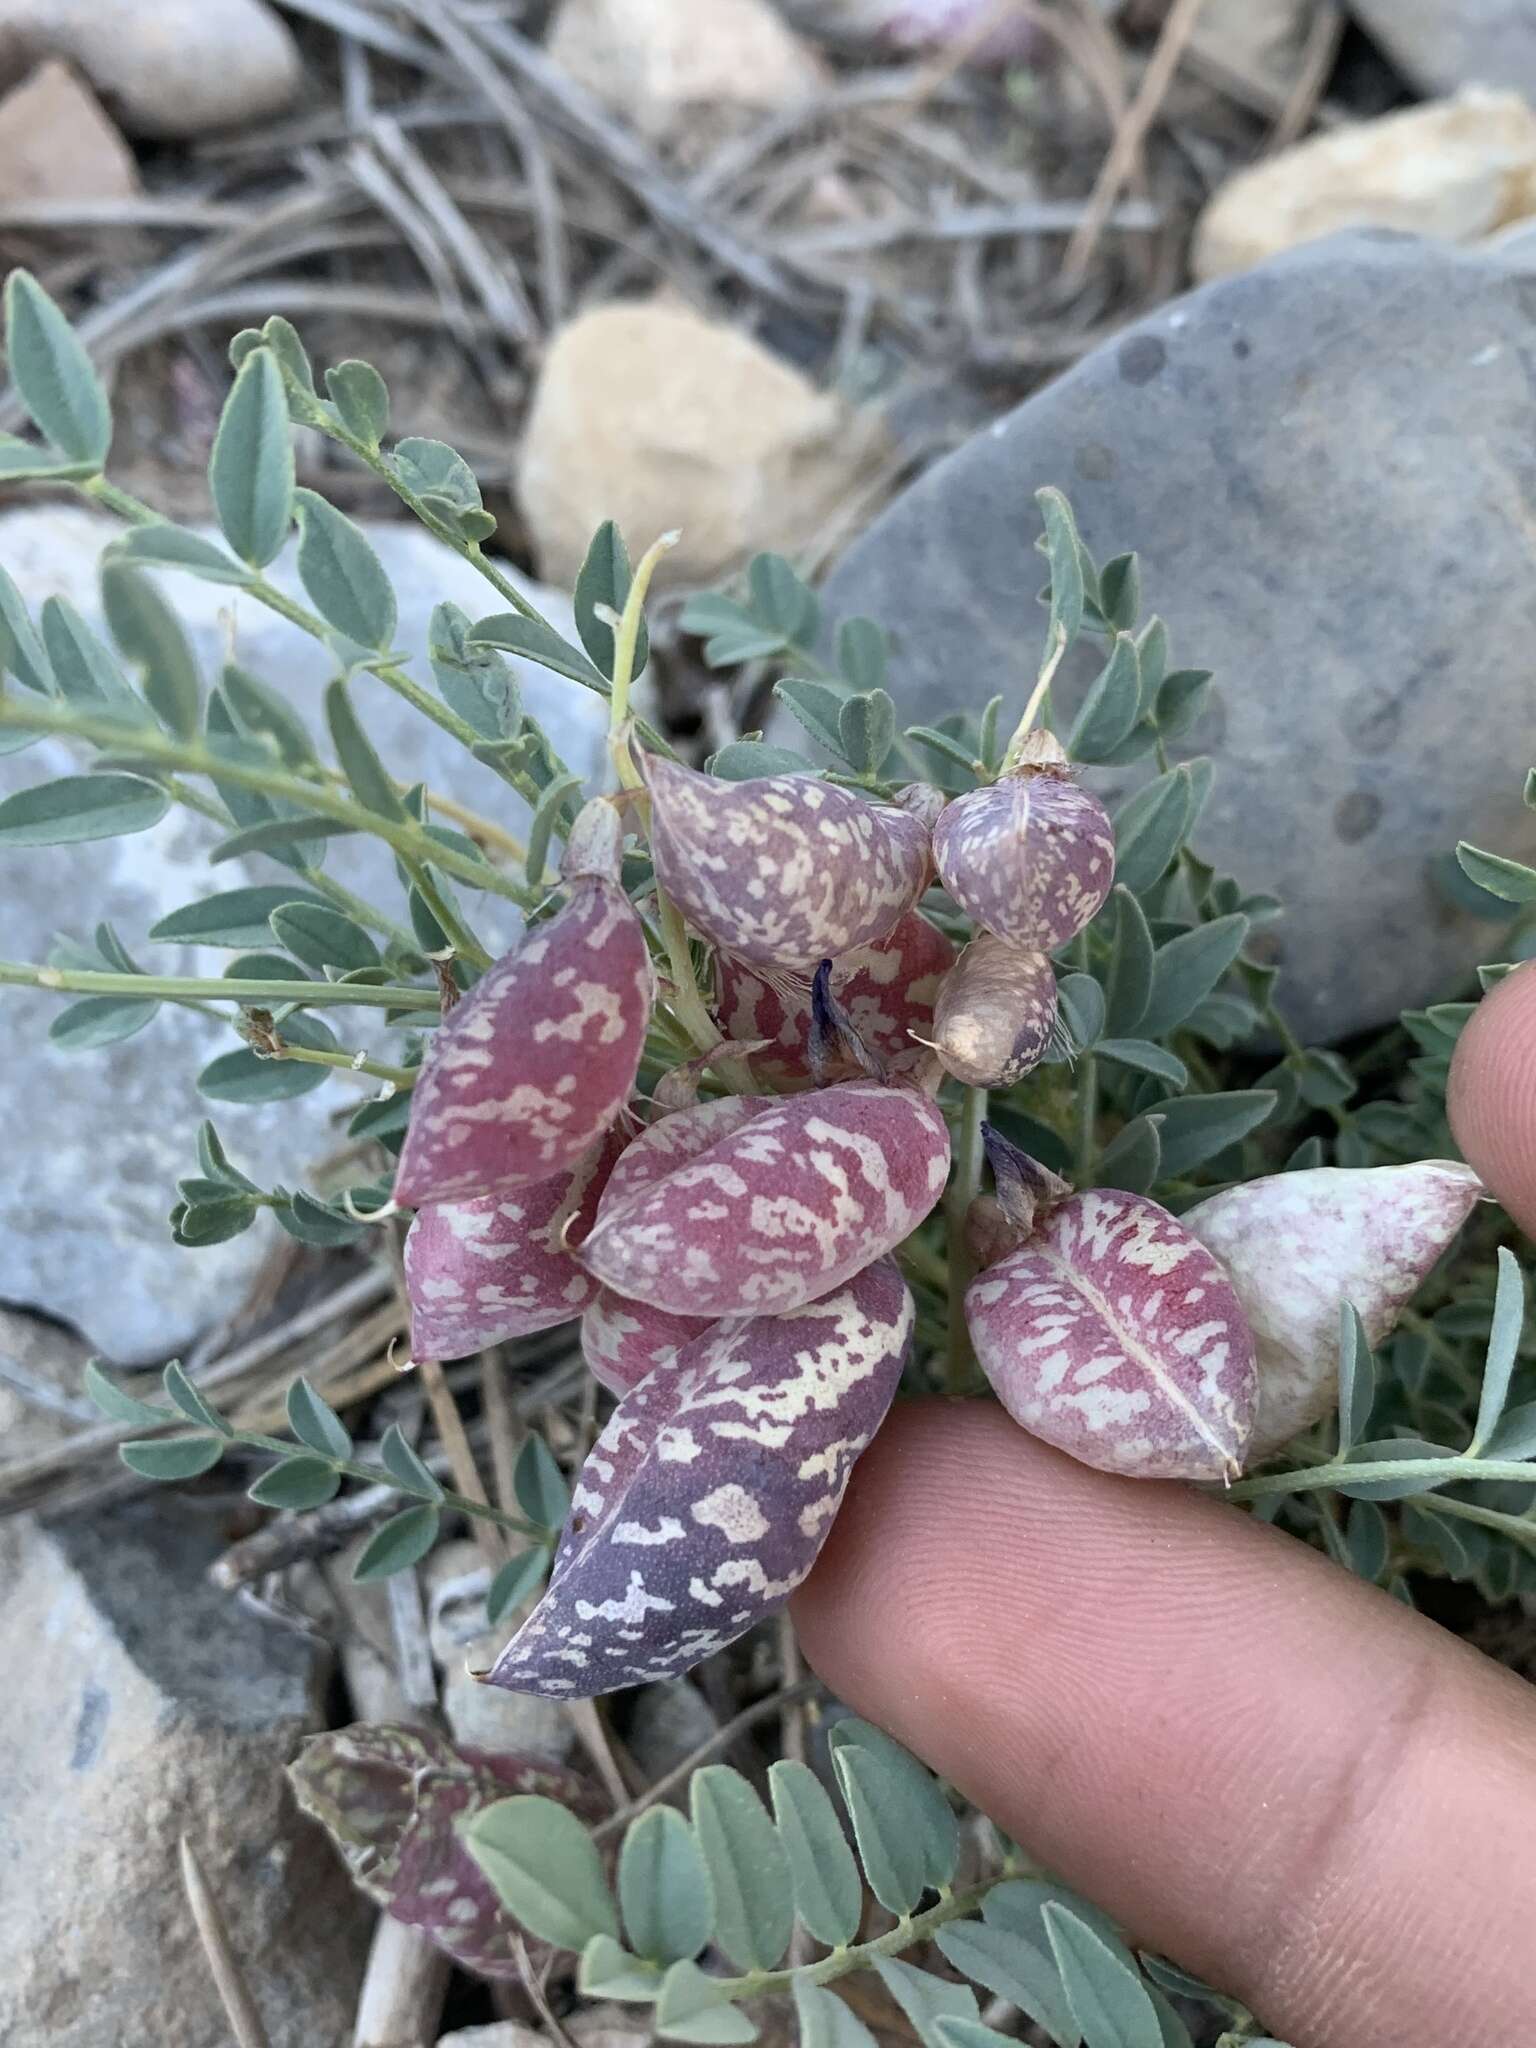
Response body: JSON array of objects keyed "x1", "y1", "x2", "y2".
[{"x1": 1448, "y1": 961, "x2": 1536, "y2": 1237}]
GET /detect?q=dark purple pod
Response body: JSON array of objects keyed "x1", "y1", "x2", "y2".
[
  {"x1": 395, "y1": 882, "x2": 654, "y2": 1207},
  {"x1": 966, "y1": 1187, "x2": 1257, "y2": 1481},
  {"x1": 581, "y1": 1288, "x2": 716, "y2": 1396},
  {"x1": 933, "y1": 756, "x2": 1115, "y2": 951},
  {"x1": 931, "y1": 932, "x2": 1057, "y2": 1088},
  {"x1": 486, "y1": 1259, "x2": 913, "y2": 1698},
  {"x1": 579, "y1": 1079, "x2": 951, "y2": 1317},
  {"x1": 404, "y1": 1128, "x2": 624, "y2": 1361},
  {"x1": 643, "y1": 756, "x2": 932, "y2": 971},
  {"x1": 288, "y1": 1722, "x2": 597, "y2": 1981}
]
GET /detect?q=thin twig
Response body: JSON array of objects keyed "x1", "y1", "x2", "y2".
[
  {"x1": 594, "y1": 1680, "x2": 822, "y2": 1839},
  {"x1": 1062, "y1": 0, "x2": 1210, "y2": 283},
  {"x1": 1269, "y1": 1, "x2": 1345, "y2": 151},
  {"x1": 179, "y1": 1837, "x2": 272, "y2": 2048}
]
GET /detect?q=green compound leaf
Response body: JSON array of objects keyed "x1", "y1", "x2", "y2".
[
  {"x1": 286, "y1": 1374, "x2": 352, "y2": 1459},
  {"x1": 462, "y1": 1794, "x2": 619, "y2": 1952},
  {"x1": 1136, "y1": 916, "x2": 1248, "y2": 1040},
  {"x1": 112, "y1": 525, "x2": 252, "y2": 584},
  {"x1": 0, "y1": 773, "x2": 168, "y2": 847},
  {"x1": 84, "y1": 1360, "x2": 167, "y2": 1427},
  {"x1": 1043, "y1": 1902, "x2": 1165, "y2": 2048},
  {"x1": 575, "y1": 519, "x2": 647, "y2": 678},
  {"x1": 270, "y1": 899, "x2": 380, "y2": 972},
  {"x1": 619, "y1": 1805, "x2": 714, "y2": 1964},
  {"x1": 794, "y1": 1982, "x2": 879, "y2": 2048},
  {"x1": 689, "y1": 1766, "x2": 793, "y2": 1973},
  {"x1": 1070, "y1": 633, "x2": 1141, "y2": 763},
  {"x1": 1103, "y1": 888, "x2": 1154, "y2": 1037},
  {"x1": 151, "y1": 884, "x2": 332, "y2": 948},
  {"x1": 831, "y1": 1742, "x2": 926, "y2": 1918},
  {"x1": 379, "y1": 1423, "x2": 444, "y2": 1502},
  {"x1": 162, "y1": 1361, "x2": 231, "y2": 1436},
  {"x1": 655, "y1": 1961, "x2": 759, "y2": 2045},
  {"x1": 830, "y1": 1718, "x2": 959, "y2": 1892},
  {"x1": 1149, "y1": 1091, "x2": 1275, "y2": 1180},
  {"x1": 120, "y1": 1435, "x2": 224, "y2": 1481},
  {"x1": 768, "y1": 1759, "x2": 862, "y2": 1949},
  {"x1": 1037, "y1": 486, "x2": 1087, "y2": 653},
  {"x1": 294, "y1": 489, "x2": 397, "y2": 650},
  {"x1": 248, "y1": 1455, "x2": 343, "y2": 1510},
  {"x1": 936, "y1": 1920, "x2": 1078, "y2": 2046},
  {"x1": 352, "y1": 1504, "x2": 441, "y2": 1581},
  {"x1": 513, "y1": 1433, "x2": 570, "y2": 1532},
  {"x1": 48, "y1": 995, "x2": 160, "y2": 1051},
  {"x1": 5, "y1": 269, "x2": 111, "y2": 465},
  {"x1": 326, "y1": 676, "x2": 407, "y2": 821},
  {"x1": 1455, "y1": 841, "x2": 1536, "y2": 905},
  {"x1": 486, "y1": 1547, "x2": 551, "y2": 1628},
  {"x1": 1112, "y1": 767, "x2": 1192, "y2": 895},
  {"x1": 872, "y1": 1958, "x2": 980, "y2": 2048},
  {"x1": 209, "y1": 348, "x2": 294, "y2": 568}
]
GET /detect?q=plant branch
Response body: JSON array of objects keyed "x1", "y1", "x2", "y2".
[
  {"x1": 0, "y1": 959, "x2": 441, "y2": 1011},
  {"x1": 1230, "y1": 1454, "x2": 1536, "y2": 1502},
  {"x1": 716, "y1": 1873, "x2": 1014, "y2": 2000}
]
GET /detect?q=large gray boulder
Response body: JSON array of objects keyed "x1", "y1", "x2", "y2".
[
  {"x1": 0, "y1": 508, "x2": 607, "y2": 1358},
  {"x1": 0, "y1": 1499, "x2": 370, "y2": 2047},
  {"x1": 818, "y1": 231, "x2": 1536, "y2": 1042},
  {"x1": 1352, "y1": 1, "x2": 1536, "y2": 99}
]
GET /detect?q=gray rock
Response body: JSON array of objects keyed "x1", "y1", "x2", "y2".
[
  {"x1": 626, "y1": 1676, "x2": 721, "y2": 1778},
  {"x1": 1353, "y1": 1, "x2": 1536, "y2": 100},
  {"x1": 816, "y1": 231, "x2": 1536, "y2": 1042},
  {"x1": 0, "y1": 506, "x2": 608, "y2": 1360},
  {"x1": 0, "y1": 1499, "x2": 370, "y2": 2048}
]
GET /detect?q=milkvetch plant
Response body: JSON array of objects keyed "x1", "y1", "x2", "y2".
[{"x1": 4, "y1": 267, "x2": 1536, "y2": 2043}]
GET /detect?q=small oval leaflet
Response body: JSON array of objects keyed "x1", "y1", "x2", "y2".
[
  {"x1": 967, "y1": 1187, "x2": 1258, "y2": 1481},
  {"x1": 579, "y1": 1080, "x2": 950, "y2": 1318},
  {"x1": 486, "y1": 1260, "x2": 913, "y2": 1697}
]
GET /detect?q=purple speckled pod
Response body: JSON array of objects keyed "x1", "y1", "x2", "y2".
[
  {"x1": 487, "y1": 1259, "x2": 913, "y2": 1698},
  {"x1": 287, "y1": 1722, "x2": 598, "y2": 1981},
  {"x1": 581, "y1": 1288, "x2": 717, "y2": 1396},
  {"x1": 1184, "y1": 1161, "x2": 1483, "y2": 1464},
  {"x1": 395, "y1": 814, "x2": 654, "y2": 1206},
  {"x1": 579, "y1": 1079, "x2": 951, "y2": 1317},
  {"x1": 404, "y1": 1128, "x2": 624, "y2": 1361},
  {"x1": 931, "y1": 932, "x2": 1057, "y2": 1088},
  {"x1": 643, "y1": 755, "x2": 935, "y2": 971},
  {"x1": 595, "y1": 1092, "x2": 776, "y2": 1225},
  {"x1": 967, "y1": 1188, "x2": 1258, "y2": 1480},
  {"x1": 933, "y1": 759, "x2": 1115, "y2": 951},
  {"x1": 715, "y1": 912, "x2": 956, "y2": 1088}
]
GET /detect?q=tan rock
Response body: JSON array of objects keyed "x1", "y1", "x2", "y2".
[
  {"x1": 0, "y1": 0, "x2": 301, "y2": 139},
  {"x1": 0, "y1": 60, "x2": 137, "y2": 203},
  {"x1": 1193, "y1": 89, "x2": 1536, "y2": 281},
  {"x1": 548, "y1": 0, "x2": 828, "y2": 149},
  {"x1": 518, "y1": 299, "x2": 890, "y2": 590}
]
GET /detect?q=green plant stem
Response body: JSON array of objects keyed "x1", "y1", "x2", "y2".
[
  {"x1": 1414, "y1": 1493, "x2": 1536, "y2": 1548},
  {"x1": 0, "y1": 959, "x2": 441, "y2": 1011},
  {"x1": 1073, "y1": 1051, "x2": 1098, "y2": 1184},
  {"x1": 897, "y1": 1230, "x2": 950, "y2": 1293},
  {"x1": 253, "y1": 1040, "x2": 417, "y2": 1089},
  {"x1": 715, "y1": 1873, "x2": 1012, "y2": 2000},
  {"x1": 1000, "y1": 620, "x2": 1069, "y2": 775},
  {"x1": 400, "y1": 855, "x2": 493, "y2": 971},
  {"x1": 0, "y1": 694, "x2": 534, "y2": 906},
  {"x1": 1230, "y1": 1453, "x2": 1536, "y2": 1502},
  {"x1": 609, "y1": 530, "x2": 677, "y2": 783},
  {"x1": 945, "y1": 1086, "x2": 986, "y2": 1394}
]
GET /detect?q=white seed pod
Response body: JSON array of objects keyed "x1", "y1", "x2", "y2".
[
  {"x1": 581, "y1": 1288, "x2": 716, "y2": 1396},
  {"x1": 932, "y1": 763, "x2": 1115, "y2": 951},
  {"x1": 486, "y1": 1259, "x2": 914, "y2": 1698},
  {"x1": 1184, "y1": 1161, "x2": 1484, "y2": 1464},
  {"x1": 967, "y1": 1188, "x2": 1258, "y2": 1480},
  {"x1": 643, "y1": 756, "x2": 933, "y2": 971},
  {"x1": 579, "y1": 1079, "x2": 952, "y2": 1318},
  {"x1": 404, "y1": 1130, "x2": 623, "y2": 1360},
  {"x1": 930, "y1": 932, "x2": 1057, "y2": 1087}
]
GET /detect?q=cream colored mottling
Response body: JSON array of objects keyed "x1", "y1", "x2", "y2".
[{"x1": 691, "y1": 1483, "x2": 770, "y2": 1542}]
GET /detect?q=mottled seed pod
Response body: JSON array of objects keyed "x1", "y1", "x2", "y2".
[
  {"x1": 930, "y1": 932, "x2": 1057, "y2": 1088},
  {"x1": 579, "y1": 1079, "x2": 952, "y2": 1317},
  {"x1": 404, "y1": 1129, "x2": 624, "y2": 1361},
  {"x1": 967, "y1": 1187, "x2": 1258, "y2": 1480},
  {"x1": 933, "y1": 747, "x2": 1115, "y2": 951},
  {"x1": 715, "y1": 912, "x2": 956, "y2": 1088},
  {"x1": 581, "y1": 1289, "x2": 717, "y2": 1396},
  {"x1": 395, "y1": 863, "x2": 654, "y2": 1208},
  {"x1": 1184, "y1": 1162, "x2": 1484, "y2": 1464},
  {"x1": 288, "y1": 1723, "x2": 597, "y2": 1982},
  {"x1": 643, "y1": 756, "x2": 934, "y2": 971},
  {"x1": 596, "y1": 1093, "x2": 776, "y2": 1224},
  {"x1": 486, "y1": 1259, "x2": 914, "y2": 1698}
]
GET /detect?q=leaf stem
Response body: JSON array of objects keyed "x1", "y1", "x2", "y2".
[
  {"x1": 945, "y1": 1086, "x2": 986, "y2": 1394},
  {"x1": 251, "y1": 1039, "x2": 417, "y2": 1089},
  {"x1": 0, "y1": 959, "x2": 442, "y2": 1011},
  {"x1": 0, "y1": 694, "x2": 534, "y2": 906},
  {"x1": 1000, "y1": 620, "x2": 1069, "y2": 775},
  {"x1": 609, "y1": 530, "x2": 677, "y2": 789},
  {"x1": 232, "y1": 1424, "x2": 544, "y2": 1538},
  {"x1": 714, "y1": 1873, "x2": 1013, "y2": 2000},
  {"x1": 1229, "y1": 1453, "x2": 1536, "y2": 1502}
]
